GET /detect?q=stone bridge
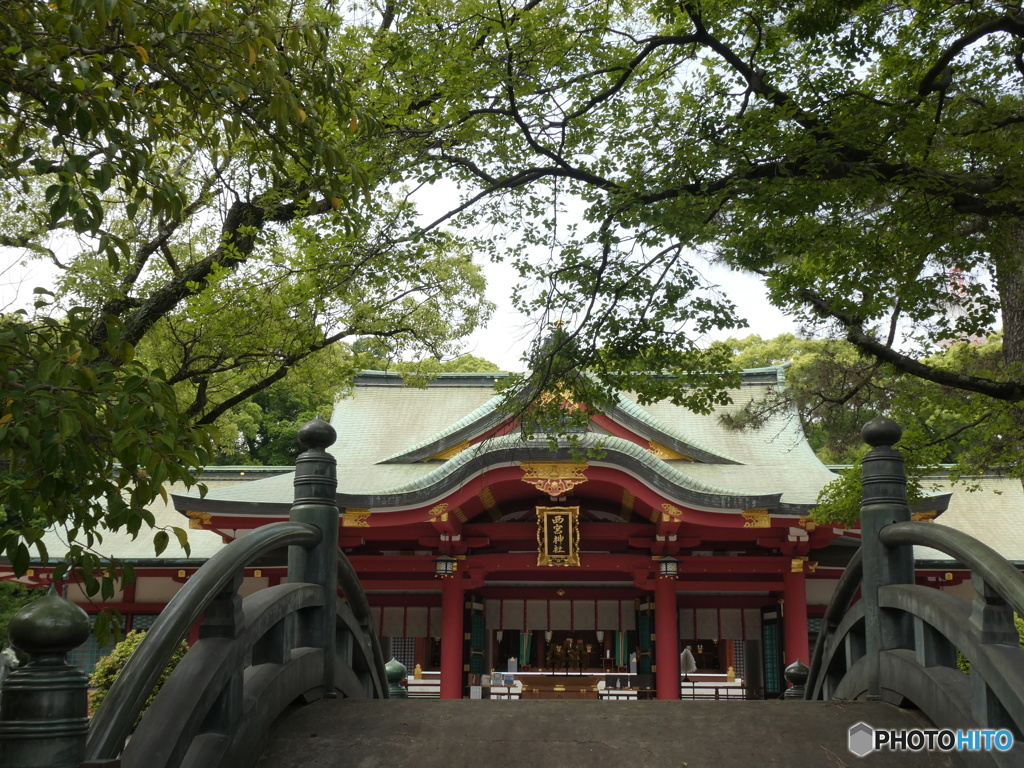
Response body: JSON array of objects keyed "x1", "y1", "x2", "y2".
[{"x1": 0, "y1": 418, "x2": 1021, "y2": 768}]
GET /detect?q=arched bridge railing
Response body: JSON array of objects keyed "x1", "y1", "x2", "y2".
[
  {"x1": 0, "y1": 418, "x2": 387, "y2": 768},
  {"x1": 806, "y1": 417, "x2": 1024, "y2": 767}
]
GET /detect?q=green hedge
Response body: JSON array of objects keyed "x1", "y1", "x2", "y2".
[{"x1": 88, "y1": 630, "x2": 189, "y2": 726}]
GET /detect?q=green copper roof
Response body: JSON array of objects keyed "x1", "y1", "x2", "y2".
[{"x1": 185, "y1": 368, "x2": 839, "y2": 513}]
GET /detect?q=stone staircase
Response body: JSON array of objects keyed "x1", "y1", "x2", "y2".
[{"x1": 255, "y1": 699, "x2": 966, "y2": 767}]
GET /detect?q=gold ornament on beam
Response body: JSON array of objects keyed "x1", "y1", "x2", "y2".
[
  {"x1": 741, "y1": 510, "x2": 771, "y2": 528},
  {"x1": 798, "y1": 515, "x2": 818, "y2": 531},
  {"x1": 185, "y1": 511, "x2": 212, "y2": 530},
  {"x1": 648, "y1": 441, "x2": 695, "y2": 461},
  {"x1": 620, "y1": 488, "x2": 635, "y2": 521},
  {"x1": 911, "y1": 511, "x2": 939, "y2": 522},
  {"x1": 424, "y1": 441, "x2": 471, "y2": 462},
  {"x1": 661, "y1": 503, "x2": 685, "y2": 523},
  {"x1": 521, "y1": 463, "x2": 588, "y2": 497},
  {"x1": 342, "y1": 509, "x2": 371, "y2": 528},
  {"x1": 480, "y1": 487, "x2": 502, "y2": 521}
]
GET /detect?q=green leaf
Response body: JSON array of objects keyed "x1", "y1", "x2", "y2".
[
  {"x1": 172, "y1": 526, "x2": 190, "y2": 556},
  {"x1": 153, "y1": 530, "x2": 169, "y2": 556}
]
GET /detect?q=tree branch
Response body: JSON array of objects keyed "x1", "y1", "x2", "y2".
[
  {"x1": 560, "y1": 35, "x2": 701, "y2": 123},
  {"x1": 194, "y1": 324, "x2": 418, "y2": 425},
  {"x1": 92, "y1": 193, "x2": 334, "y2": 348},
  {"x1": 919, "y1": 15, "x2": 1024, "y2": 95},
  {"x1": 682, "y1": 2, "x2": 822, "y2": 132},
  {"x1": 912, "y1": 410, "x2": 994, "y2": 449},
  {"x1": 797, "y1": 286, "x2": 1024, "y2": 402}
]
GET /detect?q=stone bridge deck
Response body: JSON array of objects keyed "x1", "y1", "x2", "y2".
[{"x1": 256, "y1": 699, "x2": 966, "y2": 767}]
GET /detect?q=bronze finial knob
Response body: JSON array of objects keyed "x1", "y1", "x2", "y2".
[
  {"x1": 297, "y1": 417, "x2": 337, "y2": 451},
  {"x1": 861, "y1": 416, "x2": 902, "y2": 448}
]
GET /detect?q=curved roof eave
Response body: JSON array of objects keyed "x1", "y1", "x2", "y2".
[
  {"x1": 342, "y1": 432, "x2": 782, "y2": 511},
  {"x1": 606, "y1": 395, "x2": 738, "y2": 464}
]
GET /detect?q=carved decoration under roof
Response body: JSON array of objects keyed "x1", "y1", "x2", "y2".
[
  {"x1": 538, "y1": 387, "x2": 582, "y2": 410},
  {"x1": 521, "y1": 463, "x2": 589, "y2": 497},
  {"x1": 186, "y1": 511, "x2": 212, "y2": 530},
  {"x1": 661, "y1": 503, "x2": 685, "y2": 523},
  {"x1": 742, "y1": 510, "x2": 771, "y2": 528},
  {"x1": 912, "y1": 511, "x2": 939, "y2": 522},
  {"x1": 342, "y1": 509, "x2": 371, "y2": 528},
  {"x1": 427, "y1": 503, "x2": 449, "y2": 522},
  {"x1": 798, "y1": 515, "x2": 818, "y2": 531},
  {"x1": 648, "y1": 441, "x2": 695, "y2": 461}
]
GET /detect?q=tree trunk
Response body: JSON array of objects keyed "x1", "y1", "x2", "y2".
[{"x1": 995, "y1": 223, "x2": 1024, "y2": 369}]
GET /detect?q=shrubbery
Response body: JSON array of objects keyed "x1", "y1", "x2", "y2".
[
  {"x1": 89, "y1": 630, "x2": 189, "y2": 726},
  {"x1": 957, "y1": 615, "x2": 1024, "y2": 674}
]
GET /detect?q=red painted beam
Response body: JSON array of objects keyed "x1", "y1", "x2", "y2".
[
  {"x1": 363, "y1": 579, "x2": 445, "y2": 592},
  {"x1": 663, "y1": 579, "x2": 784, "y2": 591},
  {"x1": 590, "y1": 413, "x2": 650, "y2": 448},
  {"x1": 346, "y1": 552, "x2": 793, "y2": 579}
]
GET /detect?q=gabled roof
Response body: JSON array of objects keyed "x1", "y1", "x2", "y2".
[{"x1": 178, "y1": 367, "x2": 841, "y2": 516}]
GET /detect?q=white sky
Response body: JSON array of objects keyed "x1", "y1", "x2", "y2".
[
  {"x1": 0, "y1": 251, "x2": 52, "y2": 313},
  {"x1": 455, "y1": 257, "x2": 796, "y2": 371},
  {"x1": 411, "y1": 183, "x2": 797, "y2": 370},
  {"x1": 0, "y1": 192, "x2": 797, "y2": 373}
]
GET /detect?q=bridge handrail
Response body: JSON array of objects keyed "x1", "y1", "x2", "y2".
[
  {"x1": 336, "y1": 544, "x2": 371, "y2": 621},
  {"x1": 337, "y1": 546, "x2": 388, "y2": 686},
  {"x1": 85, "y1": 520, "x2": 321, "y2": 761},
  {"x1": 804, "y1": 417, "x2": 1024, "y2": 751},
  {"x1": 879, "y1": 520, "x2": 1024, "y2": 619},
  {"x1": 1, "y1": 417, "x2": 390, "y2": 768},
  {"x1": 805, "y1": 547, "x2": 862, "y2": 697}
]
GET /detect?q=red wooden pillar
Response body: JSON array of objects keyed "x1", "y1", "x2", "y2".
[
  {"x1": 783, "y1": 564, "x2": 810, "y2": 670},
  {"x1": 654, "y1": 576, "x2": 680, "y2": 700},
  {"x1": 439, "y1": 571, "x2": 465, "y2": 699}
]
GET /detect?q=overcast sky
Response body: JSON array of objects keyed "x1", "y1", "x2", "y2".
[
  {"x1": 452, "y1": 257, "x2": 796, "y2": 371},
  {"x1": 0, "y1": 194, "x2": 797, "y2": 373}
]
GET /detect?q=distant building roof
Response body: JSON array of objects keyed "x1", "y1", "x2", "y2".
[{"x1": 914, "y1": 474, "x2": 1024, "y2": 565}]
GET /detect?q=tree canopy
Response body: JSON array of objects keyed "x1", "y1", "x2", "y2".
[
  {"x1": 0, "y1": 0, "x2": 493, "y2": 590},
  {"x1": 716, "y1": 331, "x2": 1014, "y2": 524},
  {"x1": 390, "y1": 0, "x2": 1024, "y2": 425},
  {"x1": 7, "y1": 0, "x2": 1024, "y2": 584}
]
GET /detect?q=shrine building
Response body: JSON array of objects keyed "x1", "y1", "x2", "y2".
[
  {"x1": 170, "y1": 368, "x2": 944, "y2": 699},
  {"x1": 10, "y1": 367, "x2": 1022, "y2": 698}
]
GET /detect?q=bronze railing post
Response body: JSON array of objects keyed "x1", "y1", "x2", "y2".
[
  {"x1": 0, "y1": 590, "x2": 91, "y2": 768},
  {"x1": 288, "y1": 417, "x2": 340, "y2": 698},
  {"x1": 859, "y1": 416, "x2": 914, "y2": 700}
]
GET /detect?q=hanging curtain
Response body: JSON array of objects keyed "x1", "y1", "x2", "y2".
[
  {"x1": 615, "y1": 630, "x2": 628, "y2": 667},
  {"x1": 519, "y1": 631, "x2": 532, "y2": 667}
]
